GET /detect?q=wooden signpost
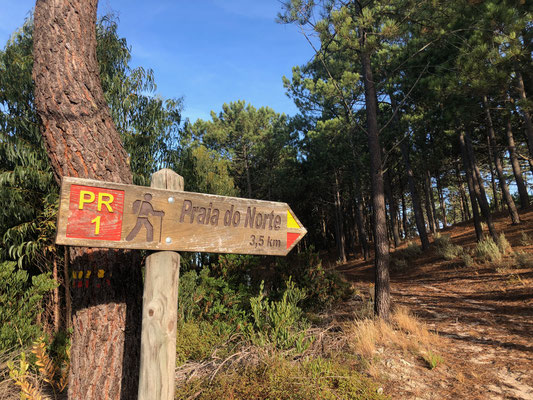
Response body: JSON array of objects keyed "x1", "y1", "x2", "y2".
[
  {"x1": 56, "y1": 176, "x2": 306, "y2": 255},
  {"x1": 56, "y1": 170, "x2": 306, "y2": 400}
]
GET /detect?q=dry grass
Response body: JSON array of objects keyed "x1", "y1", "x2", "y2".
[
  {"x1": 346, "y1": 319, "x2": 380, "y2": 358},
  {"x1": 345, "y1": 306, "x2": 440, "y2": 361}
]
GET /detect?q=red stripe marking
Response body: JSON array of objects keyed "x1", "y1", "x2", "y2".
[{"x1": 287, "y1": 232, "x2": 300, "y2": 249}]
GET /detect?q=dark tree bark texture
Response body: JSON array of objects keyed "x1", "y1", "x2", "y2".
[
  {"x1": 361, "y1": 48, "x2": 390, "y2": 320},
  {"x1": 33, "y1": 1, "x2": 142, "y2": 399}
]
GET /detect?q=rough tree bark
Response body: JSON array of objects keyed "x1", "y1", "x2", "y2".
[
  {"x1": 361, "y1": 47, "x2": 390, "y2": 320},
  {"x1": 33, "y1": 1, "x2": 142, "y2": 399}
]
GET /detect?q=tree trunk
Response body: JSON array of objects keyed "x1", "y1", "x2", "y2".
[
  {"x1": 52, "y1": 258, "x2": 60, "y2": 333},
  {"x1": 456, "y1": 165, "x2": 471, "y2": 221},
  {"x1": 486, "y1": 134, "x2": 500, "y2": 211},
  {"x1": 361, "y1": 48, "x2": 390, "y2": 320},
  {"x1": 334, "y1": 171, "x2": 347, "y2": 263},
  {"x1": 435, "y1": 173, "x2": 448, "y2": 228},
  {"x1": 461, "y1": 131, "x2": 497, "y2": 241},
  {"x1": 64, "y1": 251, "x2": 71, "y2": 331},
  {"x1": 506, "y1": 111, "x2": 530, "y2": 208},
  {"x1": 353, "y1": 179, "x2": 370, "y2": 260},
  {"x1": 400, "y1": 138, "x2": 430, "y2": 249},
  {"x1": 459, "y1": 133, "x2": 484, "y2": 241},
  {"x1": 384, "y1": 169, "x2": 400, "y2": 247},
  {"x1": 423, "y1": 169, "x2": 437, "y2": 234},
  {"x1": 33, "y1": 1, "x2": 142, "y2": 399},
  {"x1": 243, "y1": 145, "x2": 252, "y2": 198},
  {"x1": 483, "y1": 97, "x2": 520, "y2": 224},
  {"x1": 516, "y1": 71, "x2": 533, "y2": 171},
  {"x1": 401, "y1": 189, "x2": 408, "y2": 238}
]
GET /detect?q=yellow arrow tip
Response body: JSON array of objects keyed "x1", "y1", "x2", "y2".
[{"x1": 287, "y1": 211, "x2": 300, "y2": 229}]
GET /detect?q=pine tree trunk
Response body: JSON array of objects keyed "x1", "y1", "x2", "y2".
[
  {"x1": 461, "y1": 131, "x2": 497, "y2": 241},
  {"x1": 384, "y1": 169, "x2": 400, "y2": 247},
  {"x1": 423, "y1": 169, "x2": 437, "y2": 234},
  {"x1": 243, "y1": 146, "x2": 252, "y2": 198},
  {"x1": 459, "y1": 133, "x2": 483, "y2": 241},
  {"x1": 334, "y1": 172, "x2": 347, "y2": 263},
  {"x1": 486, "y1": 135, "x2": 500, "y2": 211},
  {"x1": 401, "y1": 189, "x2": 408, "y2": 238},
  {"x1": 468, "y1": 141, "x2": 498, "y2": 241},
  {"x1": 63, "y1": 251, "x2": 72, "y2": 331},
  {"x1": 429, "y1": 175, "x2": 438, "y2": 230},
  {"x1": 52, "y1": 258, "x2": 60, "y2": 333},
  {"x1": 400, "y1": 139, "x2": 430, "y2": 249},
  {"x1": 353, "y1": 182, "x2": 370, "y2": 260},
  {"x1": 483, "y1": 97, "x2": 520, "y2": 224},
  {"x1": 351, "y1": 145, "x2": 370, "y2": 259},
  {"x1": 435, "y1": 173, "x2": 448, "y2": 228},
  {"x1": 456, "y1": 165, "x2": 471, "y2": 221},
  {"x1": 33, "y1": 1, "x2": 142, "y2": 398},
  {"x1": 361, "y1": 48, "x2": 390, "y2": 320},
  {"x1": 506, "y1": 112, "x2": 530, "y2": 208},
  {"x1": 516, "y1": 71, "x2": 533, "y2": 172}
]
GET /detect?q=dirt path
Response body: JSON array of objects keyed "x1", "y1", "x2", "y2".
[{"x1": 337, "y1": 209, "x2": 533, "y2": 399}]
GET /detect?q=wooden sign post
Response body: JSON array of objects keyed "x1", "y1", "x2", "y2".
[
  {"x1": 138, "y1": 169, "x2": 182, "y2": 400},
  {"x1": 55, "y1": 172, "x2": 306, "y2": 399},
  {"x1": 56, "y1": 176, "x2": 307, "y2": 254}
]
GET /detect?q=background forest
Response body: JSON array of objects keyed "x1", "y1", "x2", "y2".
[{"x1": 1, "y1": 0, "x2": 532, "y2": 398}]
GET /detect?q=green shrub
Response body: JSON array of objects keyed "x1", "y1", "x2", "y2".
[
  {"x1": 496, "y1": 233, "x2": 512, "y2": 254},
  {"x1": 247, "y1": 279, "x2": 311, "y2": 352},
  {"x1": 432, "y1": 233, "x2": 451, "y2": 248},
  {"x1": 0, "y1": 261, "x2": 57, "y2": 352},
  {"x1": 273, "y1": 247, "x2": 352, "y2": 311},
  {"x1": 390, "y1": 256, "x2": 408, "y2": 272},
  {"x1": 434, "y1": 235, "x2": 463, "y2": 260},
  {"x1": 514, "y1": 251, "x2": 533, "y2": 268},
  {"x1": 176, "y1": 355, "x2": 388, "y2": 400},
  {"x1": 178, "y1": 267, "x2": 248, "y2": 336},
  {"x1": 422, "y1": 349, "x2": 443, "y2": 370},
  {"x1": 404, "y1": 241, "x2": 422, "y2": 258},
  {"x1": 176, "y1": 320, "x2": 232, "y2": 366},
  {"x1": 475, "y1": 238, "x2": 502, "y2": 263},
  {"x1": 434, "y1": 234, "x2": 462, "y2": 259}
]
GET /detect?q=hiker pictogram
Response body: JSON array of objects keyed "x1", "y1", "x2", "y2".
[{"x1": 126, "y1": 193, "x2": 165, "y2": 242}]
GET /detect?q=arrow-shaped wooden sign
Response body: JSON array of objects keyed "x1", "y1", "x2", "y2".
[{"x1": 56, "y1": 177, "x2": 306, "y2": 256}]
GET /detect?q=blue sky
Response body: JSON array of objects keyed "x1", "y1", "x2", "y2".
[{"x1": 0, "y1": 0, "x2": 315, "y2": 122}]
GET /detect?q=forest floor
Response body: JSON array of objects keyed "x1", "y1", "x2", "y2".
[{"x1": 336, "y1": 208, "x2": 533, "y2": 400}]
